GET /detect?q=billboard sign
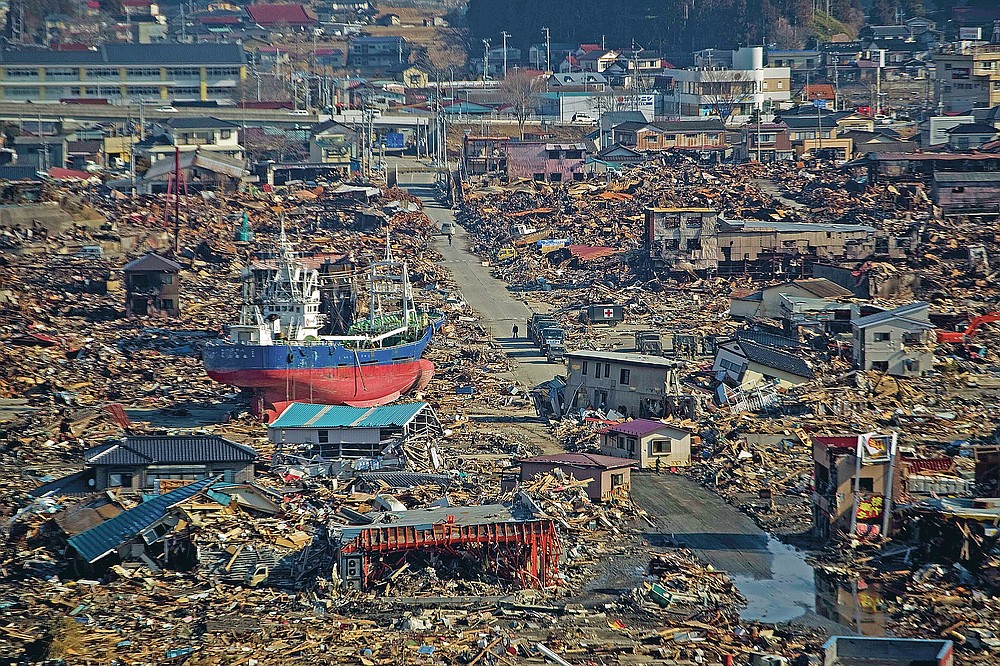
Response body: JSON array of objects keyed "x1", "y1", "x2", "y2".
[
  {"x1": 959, "y1": 26, "x2": 982, "y2": 41},
  {"x1": 384, "y1": 131, "x2": 405, "y2": 150},
  {"x1": 857, "y1": 432, "x2": 897, "y2": 465}
]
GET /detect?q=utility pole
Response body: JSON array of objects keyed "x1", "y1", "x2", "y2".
[
  {"x1": 542, "y1": 27, "x2": 551, "y2": 73},
  {"x1": 483, "y1": 38, "x2": 491, "y2": 81},
  {"x1": 502, "y1": 31, "x2": 510, "y2": 78},
  {"x1": 833, "y1": 55, "x2": 840, "y2": 111}
]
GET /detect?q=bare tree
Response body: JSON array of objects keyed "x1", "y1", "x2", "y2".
[
  {"x1": 700, "y1": 69, "x2": 754, "y2": 125},
  {"x1": 499, "y1": 70, "x2": 543, "y2": 140}
]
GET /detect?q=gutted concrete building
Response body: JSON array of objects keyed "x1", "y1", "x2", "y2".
[{"x1": 644, "y1": 208, "x2": 877, "y2": 276}]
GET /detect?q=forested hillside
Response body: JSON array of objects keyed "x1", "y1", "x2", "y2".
[{"x1": 466, "y1": 0, "x2": 923, "y2": 57}]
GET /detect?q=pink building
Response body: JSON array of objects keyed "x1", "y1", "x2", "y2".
[{"x1": 506, "y1": 142, "x2": 587, "y2": 182}]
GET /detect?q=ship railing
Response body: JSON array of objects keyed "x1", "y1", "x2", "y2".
[{"x1": 279, "y1": 324, "x2": 417, "y2": 347}]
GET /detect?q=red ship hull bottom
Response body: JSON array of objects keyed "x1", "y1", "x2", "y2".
[{"x1": 207, "y1": 359, "x2": 434, "y2": 417}]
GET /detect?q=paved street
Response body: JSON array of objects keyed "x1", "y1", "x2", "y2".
[
  {"x1": 402, "y1": 167, "x2": 816, "y2": 622},
  {"x1": 402, "y1": 176, "x2": 564, "y2": 389}
]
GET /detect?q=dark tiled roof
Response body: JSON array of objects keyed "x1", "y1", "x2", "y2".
[
  {"x1": 165, "y1": 117, "x2": 239, "y2": 130},
  {"x1": 84, "y1": 435, "x2": 257, "y2": 466},
  {"x1": 739, "y1": 340, "x2": 815, "y2": 378},
  {"x1": 612, "y1": 121, "x2": 648, "y2": 132},
  {"x1": 946, "y1": 123, "x2": 1000, "y2": 135}
]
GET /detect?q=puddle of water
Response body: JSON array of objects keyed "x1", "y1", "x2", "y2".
[
  {"x1": 814, "y1": 569, "x2": 888, "y2": 636},
  {"x1": 729, "y1": 536, "x2": 816, "y2": 623}
]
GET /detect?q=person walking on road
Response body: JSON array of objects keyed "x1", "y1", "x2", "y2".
[
  {"x1": 512, "y1": 324, "x2": 519, "y2": 339},
  {"x1": 447, "y1": 233, "x2": 453, "y2": 246}
]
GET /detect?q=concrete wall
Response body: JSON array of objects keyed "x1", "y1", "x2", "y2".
[{"x1": 566, "y1": 356, "x2": 669, "y2": 418}]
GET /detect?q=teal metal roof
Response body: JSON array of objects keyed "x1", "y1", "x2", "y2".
[
  {"x1": 269, "y1": 402, "x2": 429, "y2": 429},
  {"x1": 68, "y1": 477, "x2": 218, "y2": 564}
]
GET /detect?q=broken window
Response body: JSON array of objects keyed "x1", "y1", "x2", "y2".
[
  {"x1": 611, "y1": 473, "x2": 625, "y2": 487},
  {"x1": 858, "y1": 477, "x2": 875, "y2": 493},
  {"x1": 582, "y1": 361, "x2": 588, "y2": 375},
  {"x1": 549, "y1": 173, "x2": 562, "y2": 182},
  {"x1": 109, "y1": 472, "x2": 133, "y2": 488},
  {"x1": 619, "y1": 368, "x2": 630, "y2": 385},
  {"x1": 652, "y1": 439, "x2": 671, "y2": 454},
  {"x1": 873, "y1": 332, "x2": 891, "y2": 342},
  {"x1": 318, "y1": 430, "x2": 329, "y2": 444},
  {"x1": 604, "y1": 363, "x2": 610, "y2": 378}
]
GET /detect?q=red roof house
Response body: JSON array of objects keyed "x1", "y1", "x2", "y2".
[{"x1": 246, "y1": 4, "x2": 316, "y2": 27}]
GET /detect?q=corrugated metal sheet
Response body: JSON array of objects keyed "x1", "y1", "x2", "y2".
[
  {"x1": 68, "y1": 477, "x2": 217, "y2": 563},
  {"x1": 269, "y1": 402, "x2": 428, "y2": 429}
]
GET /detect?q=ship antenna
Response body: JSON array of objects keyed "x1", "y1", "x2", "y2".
[{"x1": 278, "y1": 215, "x2": 294, "y2": 258}]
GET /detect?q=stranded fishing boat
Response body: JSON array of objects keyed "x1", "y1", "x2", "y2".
[{"x1": 202, "y1": 223, "x2": 439, "y2": 417}]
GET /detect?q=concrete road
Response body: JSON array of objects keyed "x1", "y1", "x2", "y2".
[
  {"x1": 402, "y1": 176, "x2": 564, "y2": 390},
  {"x1": 631, "y1": 472, "x2": 816, "y2": 623},
  {"x1": 402, "y1": 165, "x2": 817, "y2": 622}
]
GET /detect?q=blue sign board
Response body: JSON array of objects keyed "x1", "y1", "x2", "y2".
[
  {"x1": 385, "y1": 132, "x2": 405, "y2": 150},
  {"x1": 812, "y1": 99, "x2": 827, "y2": 109}
]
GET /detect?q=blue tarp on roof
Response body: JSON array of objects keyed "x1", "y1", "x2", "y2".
[
  {"x1": 67, "y1": 477, "x2": 217, "y2": 563},
  {"x1": 268, "y1": 402, "x2": 429, "y2": 429}
]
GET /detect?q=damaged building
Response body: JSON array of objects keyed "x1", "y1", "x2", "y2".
[
  {"x1": 644, "y1": 207, "x2": 878, "y2": 276},
  {"x1": 334, "y1": 504, "x2": 560, "y2": 590}
]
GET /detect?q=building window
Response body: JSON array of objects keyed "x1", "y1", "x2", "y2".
[
  {"x1": 871, "y1": 360, "x2": 889, "y2": 371},
  {"x1": 719, "y1": 357, "x2": 744, "y2": 374},
  {"x1": 611, "y1": 473, "x2": 625, "y2": 488},
  {"x1": 873, "y1": 332, "x2": 891, "y2": 342},
  {"x1": 858, "y1": 477, "x2": 874, "y2": 493},
  {"x1": 582, "y1": 361, "x2": 588, "y2": 375},
  {"x1": 619, "y1": 368, "x2": 630, "y2": 385},
  {"x1": 5, "y1": 68, "x2": 39, "y2": 79},
  {"x1": 604, "y1": 363, "x2": 610, "y2": 378},
  {"x1": 617, "y1": 435, "x2": 626, "y2": 449},
  {"x1": 626, "y1": 437, "x2": 636, "y2": 452},
  {"x1": 318, "y1": 430, "x2": 329, "y2": 443},
  {"x1": 549, "y1": 173, "x2": 562, "y2": 182},
  {"x1": 160, "y1": 299, "x2": 174, "y2": 310},
  {"x1": 652, "y1": 439, "x2": 671, "y2": 454},
  {"x1": 109, "y1": 472, "x2": 134, "y2": 487}
]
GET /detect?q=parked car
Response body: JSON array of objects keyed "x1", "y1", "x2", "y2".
[
  {"x1": 156, "y1": 106, "x2": 178, "y2": 113},
  {"x1": 571, "y1": 113, "x2": 597, "y2": 124}
]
